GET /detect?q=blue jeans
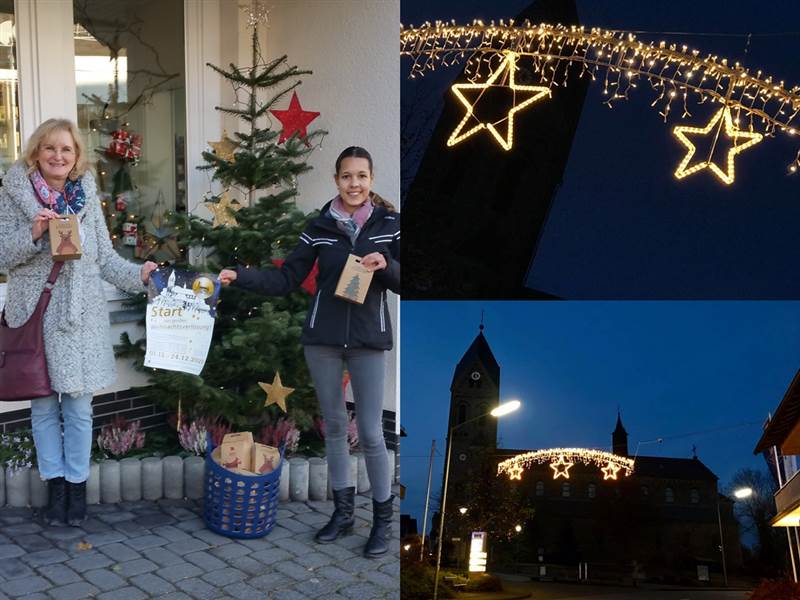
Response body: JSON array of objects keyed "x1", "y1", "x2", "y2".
[{"x1": 30, "y1": 393, "x2": 93, "y2": 483}]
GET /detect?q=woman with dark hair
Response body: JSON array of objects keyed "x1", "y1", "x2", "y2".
[
  {"x1": 219, "y1": 146, "x2": 400, "y2": 557},
  {"x1": 0, "y1": 118, "x2": 157, "y2": 526}
]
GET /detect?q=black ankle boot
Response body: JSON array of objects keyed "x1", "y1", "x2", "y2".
[
  {"x1": 315, "y1": 486, "x2": 355, "y2": 544},
  {"x1": 363, "y1": 495, "x2": 394, "y2": 558},
  {"x1": 66, "y1": 481, "x2": 87, "y2": 527},
  {"x1": 44, "y1": 477, "x2": 67, "y2": 526}
]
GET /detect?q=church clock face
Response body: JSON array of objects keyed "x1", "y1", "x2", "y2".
[
  {"x1": 470, "y1": 371, "x2": 481, "y2": 381},
  {"x1": 459, "y1": 453, "x2": 467, "y2": 462}
]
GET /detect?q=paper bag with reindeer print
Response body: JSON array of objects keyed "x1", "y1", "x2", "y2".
[{"x1": 48, "y1": 214, "x2": 82, "y2": 261}]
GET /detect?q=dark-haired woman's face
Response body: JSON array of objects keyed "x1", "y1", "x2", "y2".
[{"x1": 335, "y1": 157, "x2": 373, "y2": 213}]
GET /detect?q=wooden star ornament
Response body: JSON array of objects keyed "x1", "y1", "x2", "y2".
[
  {"x1": 204, "y1": 191, "x2": 242, "y2": 227},
  {"x1": 208, "y1": 131, "x2": 238, "y2": 162},
  {"x1": 258, "y1": 372, "x2": 295, "y2": 412},
  {"x1": 549, "y1": 455, "x2": 574, "y2": 480},
  {"x1": 448, "y1": 51, "x2": 551, "y2": 151},
  {"x1": 673, "y1": 106, "x2": 763, "y2": 185}
]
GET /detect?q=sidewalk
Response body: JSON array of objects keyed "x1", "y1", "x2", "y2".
[{"x1": 0, "y1": 492, "x2": 399, "y2": 600}]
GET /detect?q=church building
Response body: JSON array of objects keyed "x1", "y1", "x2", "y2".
[{"x1": 441, "y1": 326, "x2": 742, "y2": 582}]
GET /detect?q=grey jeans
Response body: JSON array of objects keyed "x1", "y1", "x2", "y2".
[{"x1": 303, "y1": 345, "x2": 391, "y2": 502}]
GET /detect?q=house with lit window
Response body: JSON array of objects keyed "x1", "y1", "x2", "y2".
[
  {"x1": 0, "y1": 0, "x2": 399, "y2": 443},
  {"x1": 753, "y1": 369, "x2": 800, "y2": 581}
]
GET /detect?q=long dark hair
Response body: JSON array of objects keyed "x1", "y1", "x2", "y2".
[{"x1": 335, "y1": 146, "x2": 395, "y2": 212}]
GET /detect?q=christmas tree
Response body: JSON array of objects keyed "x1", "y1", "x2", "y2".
[{"x1": 117, "y1": 17, "x2": 325, "y2": 438}]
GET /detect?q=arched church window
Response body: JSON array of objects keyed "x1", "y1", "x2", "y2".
[
  {"x1": 561, "y1": 482, "x2": 570, "y2": 497},
  {"x1": 535, "y1": 481, "x2": 545, "y2": 496},
  {"x1": 665, "y1": 487, "x2": 675, "y2": 503},
  {"x1": 690, "y1": 488, "x2": 700, "y2": 504},
  {"x1": 457, "y1": 403, "x2": 467, "y2": 425},
  {"x1": 587, "y1": 483, "x2": 596, "y2": 499}
]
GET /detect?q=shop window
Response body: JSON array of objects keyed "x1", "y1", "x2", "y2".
[
  {"x1": 73, "y1": 0, "x2": 186, "y2": 260},
  {"x1": 0, "y1": 3, "x2": 18, "y2": 176}
]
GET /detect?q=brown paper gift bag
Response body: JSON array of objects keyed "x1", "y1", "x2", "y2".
[
  {"x1": 334, "y1": 254, "x2": 373, "y2": 305},
  {"x1": 218, "y1": 431, "x2": 254, "y2": 472},
  {"x1": 48, "y1": 214, "x2": 82, "y2": 261}
]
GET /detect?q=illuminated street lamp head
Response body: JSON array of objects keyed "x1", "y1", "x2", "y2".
[
  {"x1": 459, "y1": 507, "x2": 468, "y2": 515},
  {"x1": 733, "y1": 487, "x2": 754, "y2": 500},
  {"x1": 491, "y1": 399, "x2": 521, "y2": 417},
  {"x1": 403, "y1": 544, "x2": 411, "y2": 551},
  {"x1": 514, "y1": 524, "x2": 522, "y2": 533}
]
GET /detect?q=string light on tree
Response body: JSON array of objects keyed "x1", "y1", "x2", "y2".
[
  {"x1": 673, "y1": 106, "x2": 763, "y2": 185},
  {"x1": 401, "y1": 21, "x2": 800, "y2": 182},
  {"x1": 448, "y1": 51, "x2": 551, "y2": 150},
  {"x1": 498, "y1": 448, "x2": 635, "y2": 481}
]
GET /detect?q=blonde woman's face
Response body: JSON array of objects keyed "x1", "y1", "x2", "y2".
[
  {"x1": 36, "y1": 130, "x2": 76, "y2": 184},
  {"x1": 335, "y1": 157, "x2": 373, "y2": 212}
]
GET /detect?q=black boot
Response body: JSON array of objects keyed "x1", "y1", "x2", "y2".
[
  {"x1": 315, "y1": 486, "x2": 355, "y2": 544},
  {"x1": 364, "y1": 495, "x2": 394, "y2": 558},
  {"x1": 43, "y1": 477, "x2": 67, "y2": 526},
  {"x1": 66, "y1": 481, "x2": 87, "y2": 527}
]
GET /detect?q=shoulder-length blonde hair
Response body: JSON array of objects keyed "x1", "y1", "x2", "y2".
[{"x1": 23, "y1": 118, "x2": 90, "y2": 180}]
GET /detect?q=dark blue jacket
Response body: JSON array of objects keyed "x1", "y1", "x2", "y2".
[{"x1": 234, "y1": 199, "x2": 400, "y2": 350}]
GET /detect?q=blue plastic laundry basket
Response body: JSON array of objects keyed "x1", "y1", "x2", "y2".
[{"x1": 203, "y1": 434, "x2": 284, "y2": 539}]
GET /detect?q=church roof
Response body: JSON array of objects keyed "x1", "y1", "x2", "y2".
[
  {"x1": 629, "y1": 456, "x2": 718, "y2": 481},
  {"x1": 451, "y1": 329, "x2": 500, "y2": 390}
]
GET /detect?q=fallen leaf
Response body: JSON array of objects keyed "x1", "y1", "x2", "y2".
[{"x1": 77, "y1": 542, "x2": 92, "y2": 551}]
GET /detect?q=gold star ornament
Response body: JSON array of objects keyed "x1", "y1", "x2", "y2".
[
  {"x1": 549, "y1": 455, "x2": 574, "y2": 480},
  {"x1": 673, "y1": 106, "x2": 763, "y2": 185},
  {"x1": 258, "y1": 372, "x2": 294, "y2": 412},
  {"x1": 448, "y1": 51, "x2": 551, "y2": 151},
  {"x1": 204, "y1": 191, "x2": 242, "y2": 227},
  {"x1": 208, "y1": 131, "x2": 238, "y2": 162},
  {"x1": 601, "y1": 461, "x2": 622, "y2": 481}
]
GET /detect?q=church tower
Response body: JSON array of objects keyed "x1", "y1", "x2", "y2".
[
  {"x1": 612, "y1": 412, "x2": 629, "y2": 457},
  {"x1": 446, "y1": 322, "x2": 501, "y2": 490}
]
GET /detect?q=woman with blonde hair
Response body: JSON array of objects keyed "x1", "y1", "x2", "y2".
[{"x1": 0, "y1": 118, "x2": 157, "y2": 526}]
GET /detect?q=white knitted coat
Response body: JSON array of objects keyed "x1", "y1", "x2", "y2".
[{"x1": 0, "y1": 162, "x2": 143, "y2": 395}]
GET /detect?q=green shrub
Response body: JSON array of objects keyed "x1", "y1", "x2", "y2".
[
  {"x1": 400, "y1": 563, "x2": 455, "y2": 600},
  {"x1": 464, "y1": 573, "x2": 503, "y2": 592}
]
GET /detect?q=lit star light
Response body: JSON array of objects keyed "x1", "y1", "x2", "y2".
[
  {"x1": 258, "y1": 372, "x2": 294, "y2": 412},
  {"x1": 601, "y1": 461, "x2": 622, "y2": 481},
  {"x1": 549, "y1": 455, "x2": 574, "y2": 480},
  {"x1": 448, "y1": 51, "x2": 551, "y2": 151},
  {"x1": 507, "y1": 463, "x2": 524, "y2": 480},
  {"x1": 673, "y1": 106, "x2": 763, "y2": 185},
  {"x1": 241, "y1": 0, "x2": 270, "y2": 27}
]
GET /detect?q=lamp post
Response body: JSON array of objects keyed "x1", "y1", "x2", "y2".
[
  {"x1": 717, "y1": 486, "x2": 753, "y2": 587},
  {"x1": 433, "y1": 400, "x2": 521, "y2": 600}
]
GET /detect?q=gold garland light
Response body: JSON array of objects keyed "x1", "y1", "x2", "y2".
[
  {"x1": 401, "y1": 21, "x2": 800, "y2": 181},
  {"x1": 497, "y1": 448, "x2": 635, "y2": 481}
]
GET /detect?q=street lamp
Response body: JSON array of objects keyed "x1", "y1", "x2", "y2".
[
  {"x1": 717, "y1": 486, "x2": 754, "y2": 587},
  {"x1": 433, "y1": 399, "x2": 521, "y2": 600},
  {"x1": 514, "y1": 524, "x2": 522, "y2": 533},
  {"x1": 459, "y1": 507, "x2": 468, "y2": 515}
]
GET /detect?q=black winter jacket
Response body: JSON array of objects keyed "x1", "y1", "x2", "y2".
[{"x1": 234, "y1": 199, "x2": 400, "y2": 350}]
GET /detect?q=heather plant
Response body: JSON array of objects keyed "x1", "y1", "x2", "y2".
[
  {"x1": 0, "y1": 430, "x2": 35, "y2": 474},
  {"x1": 260, "y1": 417, "x2": 300, "y2": 455},
  {"x1": 96, "y1": 416, "x2": 145, "y2": 458},
  {"x1": 178, "y1": 417, "x2": 231, "y2": 456}
]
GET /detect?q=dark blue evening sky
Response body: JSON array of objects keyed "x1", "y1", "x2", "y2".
[
  {"x1": 400, "y1": 302, "x2": 800, "y2": 535},
  {"x1": 401, "y1": 0, "x2": 800, "y2": 298}
]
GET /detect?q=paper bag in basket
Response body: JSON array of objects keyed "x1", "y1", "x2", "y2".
[
  {"x1": 334, "y1": 254, "x2": 373, "y2": 305},
  {"x1": 48, "y1": 214, "x2": 82, "y2": 261}
]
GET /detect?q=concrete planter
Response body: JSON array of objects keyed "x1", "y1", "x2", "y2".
[{"x1": 2, "y1": 448, "x2": 395, "y2": 507}]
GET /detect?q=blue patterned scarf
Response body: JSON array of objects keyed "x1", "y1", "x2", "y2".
[{"x1": 29, "y1": 168, "x2": 86, "y2": 215}]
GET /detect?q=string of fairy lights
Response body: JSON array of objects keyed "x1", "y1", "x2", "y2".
[
  {"x1": 497, "y1": 448, "x2": 635, "y2": 482},
  {"x1": 400, "y1": 20, "x2": 800, "y2": 184}
]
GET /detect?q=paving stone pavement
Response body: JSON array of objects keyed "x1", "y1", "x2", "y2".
[{"x1": 0, "y1": 492, "x2": 399, "y2": 599}]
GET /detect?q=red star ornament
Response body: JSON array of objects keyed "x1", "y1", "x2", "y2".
[{"x1": 271, "y1": 91, "x2": 320, "y2": 146}]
